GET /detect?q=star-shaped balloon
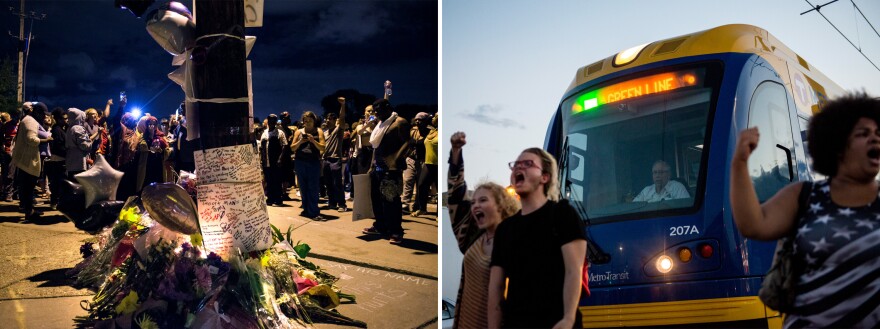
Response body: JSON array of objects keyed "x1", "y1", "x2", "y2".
[{"x1": 75, "y1": 154, "x2": 125, "y2": 207}]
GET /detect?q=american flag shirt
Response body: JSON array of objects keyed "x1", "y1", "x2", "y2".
[{"x1": 785, "y1": 180, "x2": 880, "y2": 328}]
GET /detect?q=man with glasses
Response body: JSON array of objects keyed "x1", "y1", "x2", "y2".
[{"x1": 633, "y1": 160, "x2": 690, "y2": 202}]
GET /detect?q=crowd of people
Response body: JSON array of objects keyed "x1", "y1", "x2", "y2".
[
  {"x1": 2, "y1": 96, "x2": 438, "y2": 231},
  {"x1": 255, "y1": 97, "x2": 438, "y2": 238},
  {"x1": 2, "y1": 97, "x2": 179, "y2": 221}
]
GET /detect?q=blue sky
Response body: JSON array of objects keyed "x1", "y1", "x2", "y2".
[{"x1": 441, "y1": 0, "x2": 880, "y2": 187}]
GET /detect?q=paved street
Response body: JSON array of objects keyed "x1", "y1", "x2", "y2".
[{"x1": 0, "y1": 192, "x2": 438, "y2": 328}]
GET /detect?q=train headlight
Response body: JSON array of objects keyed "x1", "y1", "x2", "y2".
[
  {"x1": 655, "y1": 255, "x2": 673, "y2": 274},
  {"x1": 613, "y1": 43, "x2": 649, "y2": 67}
]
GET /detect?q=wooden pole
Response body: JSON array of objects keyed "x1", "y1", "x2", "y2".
[
  {"x1": 192, "y1": 0, "x2": 252, "y2": 148},
  {"x1": 16, "y1": 0, "x2": 25, "y2": 103}
]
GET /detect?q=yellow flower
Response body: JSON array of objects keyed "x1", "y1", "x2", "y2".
[
  {"x1": 136, "y1": 314, "x2": 159, "y2": 329},
  {"x1": 305, "y1": 284, "x2": 341, "y2": 309},
  {"x1": 119, "y1": 207, "x2": 141, "y2": 225},
  {"x1": 260, "y1": 250, "x2": 272, "y2": 267},
  {"x1": 115, "y1": 290, "x2": 140, "y2": 315},
  {"x1": 189, "y1": 233, "x2": 203, "y2": 247}
]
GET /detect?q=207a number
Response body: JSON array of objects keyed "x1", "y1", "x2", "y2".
[{"x1": 669, "y1": 225, "x2": 700, "y2": 236}]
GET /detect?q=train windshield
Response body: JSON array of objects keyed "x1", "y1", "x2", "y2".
[{"x1": 560, "y1": 63, "x2": 722, "y2": 223}]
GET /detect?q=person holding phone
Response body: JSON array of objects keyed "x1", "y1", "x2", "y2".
[
  {"x1": 291, "y1": 111, "x2": 326, "y2": 220},
  {"x1": 353, "y1": 105, "x2": 377, "y2": 176}
]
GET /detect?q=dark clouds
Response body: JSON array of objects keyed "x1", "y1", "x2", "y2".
[
  {"x1": 0, "y1": 0, "x2": 437, "y2": 121},
  {"x1": 459, "y1": 104, "x2": 526, "y2": 129}
]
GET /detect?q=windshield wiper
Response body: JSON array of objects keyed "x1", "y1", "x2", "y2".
[{"x1": 566, "y1": 179, "x2": 611, "y2": 264}]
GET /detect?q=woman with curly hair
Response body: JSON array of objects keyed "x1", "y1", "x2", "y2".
[
  {"x1": 731, "y1": 91, "x2": 880, "y2": 328},
  {"x1": 447, "y1": 131, "x2": 519, "y2": 329}
]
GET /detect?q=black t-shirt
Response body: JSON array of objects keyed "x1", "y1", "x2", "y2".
[{"x1": 491, "y1": 200, "x2": 587, "y2": 328}]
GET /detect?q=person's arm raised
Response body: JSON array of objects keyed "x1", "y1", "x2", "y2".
[
  {"x1": 730, "y1": 127, "x2": 801, "y2": 241},
  {"x1": 337, "y1": 97, "x2": 346, "y2": 125}
]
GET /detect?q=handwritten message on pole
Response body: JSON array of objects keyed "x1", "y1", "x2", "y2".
[{"x1": 195, "y1": 144, "x2": 271, "y2": 258}]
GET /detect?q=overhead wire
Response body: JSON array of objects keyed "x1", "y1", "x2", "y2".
[
  {"x1": 802, "y1": 0, "x2": 880, "y2": 72},
  {"x1": 850, "y1": 0, "x2": 880, "y2": 39}
]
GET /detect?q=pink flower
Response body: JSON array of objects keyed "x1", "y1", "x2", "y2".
[
  {"x1": 294, "y1": 277, "x2": 319, "y2": 295},
  {"x1": 111, "y1": 239, "x2": 134, "y2": 267}
]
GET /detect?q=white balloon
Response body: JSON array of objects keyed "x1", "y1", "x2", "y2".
[
  {"x1": 246, "y1": 36, "x2": 256, "y2": 57},
  {"x1": 145, "y1": 9, "x2": 195, "y2": 56},
  {"x1": 75, "y1": 154, "x2": 124, "y2": 207},
  {"x1": 172, "y1": 52, "x2": 187, "y2": 66},
  {"x1": 168, "y1": 62, "x2": 186, "y2": 86}
]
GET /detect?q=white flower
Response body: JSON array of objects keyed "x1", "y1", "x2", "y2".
[{"x1": 301, "y1": 269, "x2": 318, "y2": 281}]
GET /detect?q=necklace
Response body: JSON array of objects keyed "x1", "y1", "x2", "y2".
[{"x1": 485, "y1": 233, "x2": 494, "y2": 243}]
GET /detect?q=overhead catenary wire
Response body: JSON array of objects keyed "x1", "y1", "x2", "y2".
[
  {"x1": 802, "y1": 0, "x2": 880, "y2": 73},
  {"x1": 850, "y1": 0, "x2": 880, "y2": 40}
]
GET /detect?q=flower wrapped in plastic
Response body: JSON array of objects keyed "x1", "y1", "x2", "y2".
[{"x1": 226, "y1": 248, "x2": 295, "y2": 329}]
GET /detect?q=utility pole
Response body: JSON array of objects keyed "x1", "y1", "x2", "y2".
[
  {"x1": 14, "y1": 0, "x2": 24, "y2": 104},
  {"x1": 189, "y1": 0, "x2": 272, "y2": 258},
  {"x1": 192, "y1": 0, "x2": 250, "y2": 148},
  {"x1": 8, "y1": 0, "x2": 46, "y2": 103}
]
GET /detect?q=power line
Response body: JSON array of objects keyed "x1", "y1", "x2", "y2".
[
  {"x1": 850, "y1": 0, "x2": 880, "y2": 40},
  {"x1": 801, "y1": 0, "x2": 838, "y2": 15},
  {"x1": 802, "y1": 0, "x2": 880, "y2": 73}
]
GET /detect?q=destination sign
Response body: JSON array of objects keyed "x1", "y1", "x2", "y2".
[{"x1": 572, "y1": 69, "x2": 701, "y2": 113}]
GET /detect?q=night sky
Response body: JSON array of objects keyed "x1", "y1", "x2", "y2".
[{"x1": 0, "y1": 0, "x2": 438, "y2": 122}]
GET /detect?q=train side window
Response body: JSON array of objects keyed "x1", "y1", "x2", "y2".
[{"x1": 747, "y1": 82, "x2": 795, "y2": 202}]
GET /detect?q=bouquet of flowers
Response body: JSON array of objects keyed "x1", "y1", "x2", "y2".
[{"x1": 70, "y1": 197, "x2": 365, "y2": 328}]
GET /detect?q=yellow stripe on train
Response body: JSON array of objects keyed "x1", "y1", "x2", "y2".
[{"x1": 579, "y1": 296, "x2": 783, "y2": 328}]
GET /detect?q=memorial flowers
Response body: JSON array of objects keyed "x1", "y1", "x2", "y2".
[{"x1": 70, "y1": 201, "x2": 365, "y2": 328}]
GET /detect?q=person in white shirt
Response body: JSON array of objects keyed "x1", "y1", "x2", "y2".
[
  {"x1": 260, "y1": 114, "x2": 287, "y2": 206},
  {"x1": 633, "y1": 160, "x2": 690, "y2": 202}
]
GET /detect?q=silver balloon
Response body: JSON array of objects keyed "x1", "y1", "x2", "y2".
[
  {"x1": 145, "y1": 8, "x2": 195, "y2": 55},
  {"x1": 141, "y1": 183, "x2": 199, "y2": 234},
  {"x1": 75, "y1": 154, "x2": 124, "y2": 207}
]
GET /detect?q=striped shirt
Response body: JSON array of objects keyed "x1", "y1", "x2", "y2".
[
  {"x1": 785, "y1": 180, "x2": 880, "y2": 328},
  {"x1": 447, "y1": 152, "x2": 488, "y2": 329},
  {"x1": 459, "y1": 234, "x2": 492, "y2": 328}
]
